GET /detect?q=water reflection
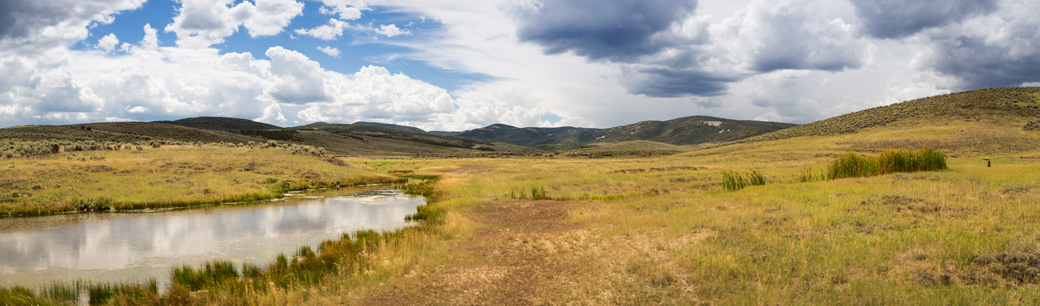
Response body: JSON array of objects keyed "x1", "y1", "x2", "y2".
[{"x1": 0, "y1": 188, "x2": 423, "y2": 288}]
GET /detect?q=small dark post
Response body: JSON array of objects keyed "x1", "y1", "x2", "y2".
[{"x1": 984, "y1": 159, "x2": 991, "y2": 167}]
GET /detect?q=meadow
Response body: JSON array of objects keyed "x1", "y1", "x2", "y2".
[
  {"x1": 0, "y1": 143, "x2": 399, "y2": 216},
  {"x1": 3, "y1": 88, "x2": 1040, "y2": 304},
  {"x1": 3, "y1": 114, "x2": 1039, "y2": 305}
]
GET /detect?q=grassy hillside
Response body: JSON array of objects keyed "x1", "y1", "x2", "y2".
[
  {"x1": 559, "y1": 140, "x2": 694, "y2": 157},
  {"x1": 455, "y1": 116, "x2": 794, "y2": 150},
  {"x1": 743, "y1": 87, "x2": 1040, "y2": 143},
  {"x1": 455, "y1": 124, "x2": 603, "y2": 150},
  {"x1": 291, "y1": 130, "x2": 485, "y2": 156},
  {"x1": 161, "y1": 117, "x2": 283, "y2": 130},
  {"x1": 291, "y1": 124, "x2": 512, "y2": 156},
  {"x1": 354, "y1": 121, "x2": 426, "y2": 133},
  {"x1": 601, "y1": 116, "x2": 796, "y2": 144},
  {"x1": 0, "y1": 122, "x2": 263, "y2": 144}
]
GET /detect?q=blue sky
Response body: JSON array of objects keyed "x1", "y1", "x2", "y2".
[
  {"x1": 75, "y1": 0, "x2": 487, "y2": 92},
  {"x1": 0, "y1": 0, "x2": 1038, "y2": 130}
]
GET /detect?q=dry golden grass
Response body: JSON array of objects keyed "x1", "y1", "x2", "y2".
[{"x1": 0, "y1": 145, "x2": 397, "y2": 216}]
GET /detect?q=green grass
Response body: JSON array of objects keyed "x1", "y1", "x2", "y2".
[
  {"x1": 510, "y1": 186, "x2": 552, "y2": 200},
  {"x1": 0, "y1": 144, "x2": 400, "y2": 216},
  {"x1": 172, "y1": 261, "x2": 239, "y2": 291},
  {"x1": 722, "y1": 169, "x2": 766, "y2": 191},
  {"x1": 827, "y1": 148, "x2": 948, "y2": 179}
]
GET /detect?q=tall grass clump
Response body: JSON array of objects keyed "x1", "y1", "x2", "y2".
[
  {"x1": 827, "y1": 148, "x2": 948, "y2": 179},
  {"x1": 722, "y1": 170, "x2": 766, "y2": 191},
  {"x1": 171, "y1": 261, "x2": 239, "y2": 291},
  {"x1": 509, "y1": 186, "x2": 551, "y2": 200},
  {"x1": 0, "y1": 286, "x2": 54, "y2": 306}
]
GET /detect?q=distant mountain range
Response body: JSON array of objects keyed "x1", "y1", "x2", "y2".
[
  {"x1": 0, "y1": 114, "x2": 796, "y2": 155},
  {"x1": 442, "y1": 116, "x2": 796, "y2": 150}
]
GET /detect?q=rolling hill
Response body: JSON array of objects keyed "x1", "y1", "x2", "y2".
[
  {"x1": 290, "y1": 122, "x2": 504, "y2": 156},
  {"x1": 160, "y1": 117, "x2": 283, "y2": 130},
  {"x1": 742, "y1": 87, "x2": 1040, "y2": 143},
  {"x1": 0, "y1": 122, "x2": 264, "y2": 144},
  {"x1": 0, "y1": 113, "x2": 797, "y2": 155},
  {"x1": 353, "y1": 121, "x2": 426, "y2": 133},
  {"x1": 699, "y1": 87, "x2": 1040, "y2": 159},
  {"x1": 451, "y1": 116, "x2": 795, "y2": 150}
]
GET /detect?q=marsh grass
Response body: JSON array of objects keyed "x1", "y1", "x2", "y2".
[
  {"x1": 827, "y1": 148, "x2": 948, "y2": 179},
  {"x1": 722, "y1": 170, "x2": 766, "y2": 191},
  {"x1": 172, "y1": 261, "x2": 239, "y2": 291},
  {"x1": 0, "y1": 286, "x2": 54, "y2": 306},
  {"x1": 797, "y1": 167, "x2": 826, "y2": 182},
  {"x1": 510, "y1": 186, "x2": 552, "y2": 200}
]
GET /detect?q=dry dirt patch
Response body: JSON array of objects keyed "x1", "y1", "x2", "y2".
[{"x1": 358, "y1": 200, "x2": 582, "y2": 305}]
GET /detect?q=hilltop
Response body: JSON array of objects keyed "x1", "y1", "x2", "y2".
[
  {"x1": 159, "y1": 117, "x2": 283, "y2": 131},
  {"x1": 353, "y1": 121, "x2": 426, "y2": 133}
]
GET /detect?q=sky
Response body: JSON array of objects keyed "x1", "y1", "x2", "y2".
[{"x1": 0, "y1": 0, "x2": 1038, "y2": 131}]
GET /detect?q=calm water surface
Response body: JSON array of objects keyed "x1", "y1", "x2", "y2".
[{"x1": 0, "y1": 188, "x2": 424, "y2": 288}]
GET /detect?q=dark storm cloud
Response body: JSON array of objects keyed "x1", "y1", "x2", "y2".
[
  {"x1": 931, "y1": 36, "x2": 1040, "y2": 90},
  {"x1": 511, "y1": 0, "x2": 697, "y2": 61},
  {"x1": 850, "y1": 0, "x2": 999, "y2": 39},
  {"x1": 624, "y1": 67, "x2": 736, "y2": 98},
  {"x1": 918, "y1": 0, "x2": 1040, "y2": 90},
  {"x1": 0, "y1": 0, "x2": 144, "y2": 53},
  {"x1": 0, "y1": 0, "x2": 54, "y2": 40},
  {"x1": 511, "y1": 0, "x2": 876, "y2": 98}
]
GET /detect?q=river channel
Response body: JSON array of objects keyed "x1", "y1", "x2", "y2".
[{"x1": 0, "y1": 187, "x2": 424, "y2": 289}]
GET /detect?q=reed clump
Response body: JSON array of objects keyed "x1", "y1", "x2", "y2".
[
  {"x1": 510, "y1": 186, "x2": 552, "y2": 200},
  {"x1": 722, "y1": 170, "x2": 766, "y2": 191},
  {"x1": 826, "y1": 148, "x2": 948, "y2": 179}
]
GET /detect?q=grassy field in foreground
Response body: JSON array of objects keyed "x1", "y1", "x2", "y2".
[
  {"x1": 4, "y1": 114, "x2": 1040, "y2": 304},
  {"x1": 0, "y1": 145, "x2": 399, "y2": 216},
  {"x1": 316, "y1": 133, "x2": 1040, "y2": 304}
]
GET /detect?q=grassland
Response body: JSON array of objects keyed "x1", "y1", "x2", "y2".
[
  {"x1": 3, "y1": 87, "x2": 1040, "y2": 305},
  {"x1": 0, "y1": 144, "x2": 399, "y2": 216}
]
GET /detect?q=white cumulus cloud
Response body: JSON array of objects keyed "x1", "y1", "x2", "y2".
[
  {"x1": 318, "y1": 0, "x2": 366, "y2": 20},
  {"x1": 164, "y1": 0, "x2": 304, "y2": 48},
  {"x1": 294, "y1": 18, "x2": 351, "y2": 40},
  {"x1": 316, "y1": 46, "x2": 341, "y2": 57},
  {"x1": 375, "y1": 24, "x2": 411, "y2": 37},
  {"x1": 96, "y1": 33, "x2": 119, "y2": 51}
]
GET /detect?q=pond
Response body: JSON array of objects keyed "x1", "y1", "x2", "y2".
[{"x1": 0, "y1": 188, "x2": 424, "y2": 289}]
